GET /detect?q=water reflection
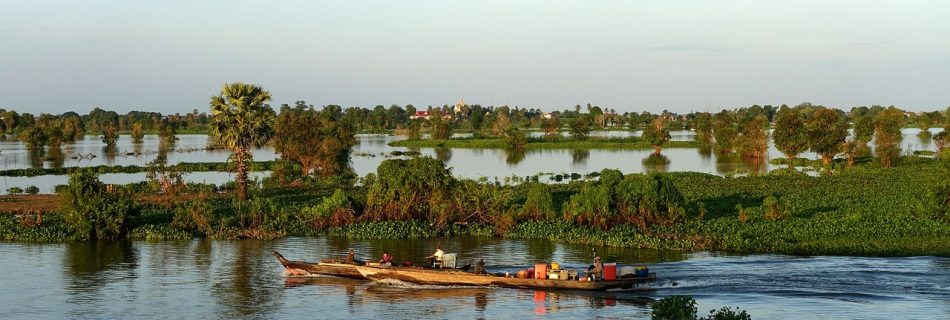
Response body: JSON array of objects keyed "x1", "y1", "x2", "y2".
[
  {"x1": 505, "y1": 148, "x2": 525, "y2": 165},
  {"x1": 213, "y1": 240, "x2": 282, "y2": 318},
  {"x1": 714, "y1": 154, "x2": 767, "y2": 176},
  {"x1": 102, "y1": 146, "x2": 117, "y2": 165},
  {"x1": 434, "y1": 147, "x2": 452, "y2": 162},
  {"x1": 63, "y1": 241, "x2": 138, "y2": 294},
  {"x1": 570, "y1": 149, "x2": 589, "y2": 165}
]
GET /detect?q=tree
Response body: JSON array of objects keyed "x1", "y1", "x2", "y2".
[
  {"x1": 503, "y1": 125, "x2": 527, "y2": 149},
  {"x1": 773, "y1": 107, "x2": 809, "y2": 168},
  {"x1": 146, "y1": 153, "x2": 184, "y2": 204},
  {"x1": 806, "y1": 108, "x2": 848, "y2": 166},
  {"x1": 712, "y1": 111, "x2": 737, "y2": 154},
  {"x1": 406, "y1": 119, "x2": 422, "y2": 140},
  {"x1": 737, "y1": 114, "x2": 769, "y2": 161},
  {"x1": 101, "y1": 125, "x2": 118, "y2": 147},
  {"x1": 540, "y1": 117, "x2": 560, "y2": 139},
  {"x1": 131, "y1": 123, "x2": 145, "y2": 143},
  {"x1": 274, "y1": 104, "x2": 357, "y2": 177},
  {"x1": 429, "y1": 110, "x2": 452, "y2": 140},
  {"x1": 569, "y1": 115, "x2": 592, "y2": 140},
  {"x1": 853, "y1": 115, "x2": 875, "y2": 145},
  {"x1": 18, "y1": 126, "x2": 48, "y2": 150},
  {"x1": 642, "y1": 116, "x2": 671, "y2": 155},
  {"x1": 59, "y1": 171, "x2": 138, "y2": 240},
  {"x1": 874, "y1": 107, "x2": 905, "y2": 168},
  {"x1": 158, "y1": 120, "x2": 177, "y2": 143},
  {"x1": 916, "y1": 112, "x2": 933, "y2": 137},
  {"x1": 693, "y1": 112, "x2": 713, "y2": 144},
  {"x1": 209, "y1": 82, "x2": 277, "y2": 201}
]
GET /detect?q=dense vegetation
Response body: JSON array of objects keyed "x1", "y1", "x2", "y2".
[{"x1": 3, "y1": 155, "x2": 948, "y2": 257}]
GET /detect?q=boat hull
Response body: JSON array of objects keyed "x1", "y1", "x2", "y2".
[
  {"x1": 273, "y1": 252, "x2": 364, "y2": 279},
  {"x1": 356, "y1": 265, "x2": 655, "y2": 291}
]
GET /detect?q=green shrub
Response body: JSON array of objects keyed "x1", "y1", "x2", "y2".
[
  {"x1": 59, "y1": 171, "x2": 138, "y2": 240},
  {"x1": 6, "y1": 187, "x2": 23, "y2": 195},
  {"x1": 301, "y1": 189, "x2": 355, "y2": 229},
  {"x1": 522, "y1": 183, "x2": 555, "y2": 220},
  {"x1": 652, "y1": 296, "x2": 698, "y2": 320},
  {"x1": 25, "y1": 185, "x2": 39, "y2": 195},
  {"x1": 172, "y1": 198, "x2": 214, "y2": 234}
]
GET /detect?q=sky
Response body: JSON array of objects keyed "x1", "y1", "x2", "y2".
[{"x1": 1, "y1": 0, "x2": 948, "y2": 114}]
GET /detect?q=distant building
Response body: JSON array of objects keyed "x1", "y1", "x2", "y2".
[
  {"x1": 409, "y1": 111, "x2": 431, "y2": 120},
  {"x1": 541, "y1": 112, "x2": 555, "y2": 119}
]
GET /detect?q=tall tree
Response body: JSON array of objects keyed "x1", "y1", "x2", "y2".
[
  {"x1": 693, "y1": 112, "x2": 713, "y2": 144},
  {"x1": 737, "y1": 114, "x2": 769, "y2": 162},
  {"x1": 806, "y1": 108, "x2": 848, "y2": 166},
  {"x1": 712, "y1": 111, "x2": 737, "y2": 154},
  {"x1": 208, "y1": 82, "x2": 276, "y2": 201},
  {"x1": 642, "y1": 116, "x2": 671, "y2": 155},
  {"x1": 274, "y1": 104, "x2": 357, "y2": 177},
  {"x1": 773, "y1": 107, "x2": 809, "y2": 168},
  {"x1": 874, "y1": 107, "x2": 905, "y2": 168},
  {"x1": 569, "y1": 115, "x2": 592, "y2": 140}
]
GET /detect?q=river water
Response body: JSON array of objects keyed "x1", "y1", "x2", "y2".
[{"x1": 0, "y1": 237, "x2": 946, "y2": 319}]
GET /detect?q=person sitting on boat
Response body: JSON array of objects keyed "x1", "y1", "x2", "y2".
[
  {"x1": 345, "y1": 248, "x2": 361, "y2": 265},
  {"x1": 426, "y1": 245, "x2": 445, "y2": 267},
  {"x1": 379, "y1": 251, "x2": 394, "y2": 267},
  {"x1": 587, "y1": 256, "x2": 604, "y2": 280}
]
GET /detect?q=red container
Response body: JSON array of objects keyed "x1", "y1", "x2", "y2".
[
  {"x1": 603, "y1": 263, "x2": 617, "y2": 281},
  {"x1": 534, "y1": 264, "x2": 548, "y2": 279}
]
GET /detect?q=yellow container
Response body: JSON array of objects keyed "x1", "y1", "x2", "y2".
[{"x1": 551, "y1": 262, "x2": 560, "y2": 271}]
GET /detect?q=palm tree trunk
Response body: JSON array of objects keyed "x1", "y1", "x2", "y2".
[{"x1": 236, "y1": 147, "x2": 249, "y2": 201}]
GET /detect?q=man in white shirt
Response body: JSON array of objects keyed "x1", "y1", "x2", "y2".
[{"x1": 426, "y1": 245, "x2": 444, "y2": 267}]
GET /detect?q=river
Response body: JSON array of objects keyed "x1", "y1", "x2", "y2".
[{"x1": 1, "y1": 237, "x2": 946, "y2": 319}]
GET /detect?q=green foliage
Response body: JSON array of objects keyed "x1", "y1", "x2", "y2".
[
  {"x1": 209, "y1": 82, "x2": 277, "y2": 201},
  {"x1": 172, "y1": 198, "x2": 214, "y2": 234},
  {"x1": 806, "y1": 108, "x2": 848, "y2": 165},
  {"x1": 773, "y1": 106, "x2": 809, "y2": 163},
  {"x1": 853, "y1": 115, "x2": 874, "y2": 143},
  {"x1": 364, "y1": 157, "x2": 456, "y2": 223},
  {"x1": 503, "y1": 126, "x2": 527, "y2": 149},
  {"x1": 19, "y1": 126, "x2": 48, "y2": 150},
  {"x1": 429, "y1": 110, "x2": 453, "y2": 140},
  {"x1": 702, "y1": 307, "x2": 752, "y2": 320},
  {"x1": 540, "y1": 117, "x2": 560, "y2": 139},
  {"x1": 652, "y1": 296, "x2": 698, "y2": 320},
  {"x1": 642, "y1": 117, "x2": 671, "y2": 154},
  {"x1": 694, "y1": 113, "x2": 713, "y2": 144},
  {"x1": 6, "y1": 187, "x2": 23, "y2": 194},
  {"x1": 59, "y1": 171, "x2": 138, "y2": 240},
  {"x1": 389, "y1": 137, "x2": 700, "y2": 150},
  {"x1": 130, "y1": 123, "x2": 145, "y2": 143},
  {"x1": 712, "y1": 111, "x2": 738, "y2": 154},
  {"x1": 874, "y1": 107, "x2": 905, "y2": 167},
  {"x1": 101, "y1": 125, "x2": 118, "y2": 147},
  {"x1": 301, "y1": 189, "x2": 355, "y2": 229},
  {"x1": 274, "y1": 103, "x2": 357, "y2": 176},
  {"x1": 568, "y1": 115, "x2": 592, "y2": 140},
  {"x1": 25, "y1": 185, "x2": 39, "y2": 195},
  {"x1": 736, "y1": 114, "x2": 769, "y2": 160}
]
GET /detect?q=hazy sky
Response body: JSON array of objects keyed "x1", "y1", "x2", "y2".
[{"x1": 1, "y1": 0, "x2": 948, "y2": 114}]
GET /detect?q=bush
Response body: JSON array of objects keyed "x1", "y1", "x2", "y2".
[
  {"x1": 59, "y1": 171, "x2": 138, "y2": 240},
  {"x1": 6, "y1": 187, "x2": 23, "y2": 195},
  {"x1": 25, "y1": 185, "x2": 40, "y2": 195},
  {"x1": 522, "y1": 183, "x2": 555, "y2": 220},
  {"x1": 302, "y1": 189, "x2": 355, "y2": 229},
  {"x1": 652, "y1": 296, "x2": 698, "y2": 320},
  {"x1": 172, "y1": 198, "x2": 214, "y2": 234}
]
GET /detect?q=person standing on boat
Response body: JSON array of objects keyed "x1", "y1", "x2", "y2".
[
  {"x1": 379, "y1": 251, "x2": 394, "y2": 267},
  {"x1": 587, "y1": 256, "x2": 604, "y2": 280},
  {"x1": 426, "y1": 245, "x2": 444, "y2": 267}
]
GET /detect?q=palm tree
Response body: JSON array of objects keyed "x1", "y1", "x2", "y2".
[{"x1": 209, "y1": 82, "x2": 276, "y2": 201}]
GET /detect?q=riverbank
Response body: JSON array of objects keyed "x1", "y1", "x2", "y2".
[
  {"x1": 389, "y1": 137, "x2": 701, "y2": 149},
  {"x1": 3, "y1": 156, "x2": 947, "y2": 257}
]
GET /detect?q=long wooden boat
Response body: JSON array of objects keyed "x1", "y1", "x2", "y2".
[
  {"x1": 272, "y1": 251, "x2": 364, "y2": 279},
  {"x1": 354, "y1": 264, "x2": 656, "y2": 291}
]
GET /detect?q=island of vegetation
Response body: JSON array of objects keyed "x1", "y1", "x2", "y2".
[{"x1": 1, "y1": 83, "x2": 948, "y2": 258}]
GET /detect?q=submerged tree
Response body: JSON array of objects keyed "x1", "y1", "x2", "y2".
[
  {"x1": 130, "y1": 123, "x2": 145, "y2": 143},
  {"x1": 874, "y1": 107, "x2": 905, "y2": 168},
  {"x1": 540, "y1": 117, "x2": 560, "y2": 140},
  {"x1": 274, "y1": 103, "x2": 357, "y2": 177},
  {"x1": 642, "y1": 116, "x2": 671, "y2": 155},
  {"x1": 773, "y1": 106, "x2": 808, "y2": 168},
  {"x1": 503, "y1": 125, "x2": 527, "y2": 149},
  {"x1": 737, "y1": 114, "x2": 769, "y2": 162},
  {"x1": 712, "y1": 111, "x2": 737, "y2": 154},
  {"x1": 101, "y1": 125, "x2": 118, "y2": 147},
  {"x1": 569, "y1": 115, "x2": 592, "y2": 140},
  {"x1": 806, "y1": 108, "x2": 848, "y2": 166},
  {"x1": 209, "y1": 82, "x2": 276, "y2": 201}
]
